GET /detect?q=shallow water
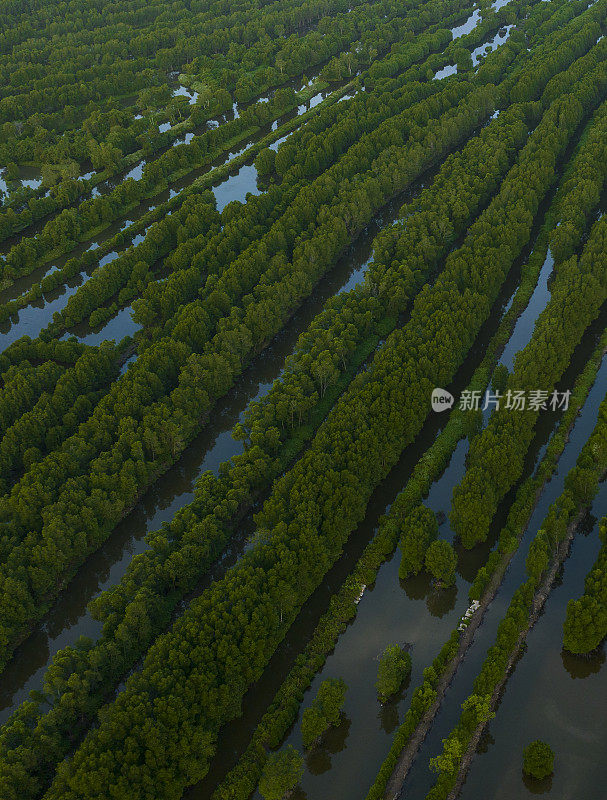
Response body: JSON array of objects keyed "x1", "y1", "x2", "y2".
[
  {"x1": 400, "y1": 349, "x2": 607, "y2": 799},
  {"x1": 451, "y1": 8, "x2": 482, "y2": 39},
  {"x1": 472, "y1": 25, "x2": 514, "y2": 67},
  {"x1": 459, "y1": 481, "x2": 607, "y2": 800},
  {"x1": 434, "y1": 64, "x2": 458, "y2": 80}
]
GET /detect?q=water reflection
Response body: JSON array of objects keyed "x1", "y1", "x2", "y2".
[
  {"x1": 305, "y1": 715, "x2": 352, "y2": 775},
  {"x1": 426, "y1": 584, "x2": 458, "y2": 618},
  {"x1": 378, "y1": 682, "x2": 410, "y2": 735},
  {"x1": 458, "y1": 480, "x2": 607, "y2": 800},
  {"x1": 477, "y1": 729, "x2": 495, "y2": 755},
  {"x1": 522, "y1": 772, "x2": 553, "y2": 794},
  {"x1": 472, "y1": 26, "x2": 514, "y2": 67},
  {"x1": 451, "y1": 8, "x2": 482, "y2": 39},
  {"x1": 561, "y1": 644, "x2": 606, "y2": 680},
  {"x1": 434, "y1": 64, "x2": 458, "y2": 81}
]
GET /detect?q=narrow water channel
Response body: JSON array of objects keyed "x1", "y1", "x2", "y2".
[
  {"x1": 399, "y1": 346, "x2": 607, "y2": 799},
  {"x1": 479, "y1": 246, "x2": 555, "y2": 430},
  {"x1": 451, "y1": 8, "x2": 482, "y2": 39},
  {"x1": 459, "y1": 480, "x2": 607, "y2": 800},
  {"x1": 183, "y1": 191, "x2": 553, "y2": 800},
  {"x1": 500, "y1": 248, "x2": 554, "y2": 372},
  {"x1": 218, "y1": 237, "x2": 576, "y2": 800},
  {"x1": 0, "y1": 180, "x2": 427, "y2": 726}
]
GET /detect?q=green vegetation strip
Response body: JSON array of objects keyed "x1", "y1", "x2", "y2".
[
  {"x1": 33, "y1": 41, "x2": 607, "y2": 798},
  {"x1": 365, "y1": 325, "x2": 607, "y2": 800},
  {"x1": 205, "y1": 167, "x2": 591, "y2": 800},
  {"x1": 562, "y1": 516, "x2": 607, "y2": 654},
  {"x1": 424, "y1": 383, "x2": 607, "y2": 800}
]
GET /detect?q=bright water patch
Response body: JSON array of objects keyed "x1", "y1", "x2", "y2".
[
  {"x1": 472, "y1": 25, "x2": 514, "y2": 67},
  {"x1": 124, "y1": 161, "x2": 144, "y2": 181},
  {"x1": 73, "y1": 305, "x2": 142, "y2": 346},
  {"x1": 451, "y1": 8, "x2": 481, "y2": 39},
  {"x1": 434, "y1": 64, "x2": 458, "y2": 80},
  {"x1": 173, "y1": 85, "x2": 199, "y2": 105},
  {"x1": 212, "y1": 164, "x2": 260, "y2": 212}
]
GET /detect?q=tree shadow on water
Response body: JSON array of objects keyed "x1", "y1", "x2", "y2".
[
  {"x1": 561, "y1": 644, "x2": 606, "y2": 679},
  {"x1": 305, "y1": 714, "x2": 352, "y2": 776},
  {"x1": 523, "y1": 771, "x2": 553, "y2": 794},
  {"x1": 377, "y1": 674, "x2": 411, "y2": 735},
  {"x1": 426, "y1": 583, "x2": 457, "y2": 618}
]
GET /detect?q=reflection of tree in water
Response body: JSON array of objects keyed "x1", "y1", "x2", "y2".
[
  {"x1": 400, "y1": 572, "x2": 457, "y2": 617},
  {"x1": 476, "y1": 728, "x2": 495, "y2": 754},
  {"x1": 401, "y1": 571, "x2": 432, "y2": 601},
  {"x1": 522, "y1": 771, "x2": 553, "y2": 794},
  {"x1": 561, "y1": 643, "x2": 606, "y2": 679},
  {"x1": 455, "y1": 537, "x2": 491, "y2": 584},
  {"x1": 579, "y1": 508, "x2": 597, "y2": 537},
  {"x1": 426, "y1": 583, "x2": 457, "y2": 618},
  {"x1": 377, "y1": 672, "x2": 411, "y2": 735},
  {"x1": 401, "y1": 571, "x2": 457, "y2": 616},
  {"x1": 305, "y1": 714, "x2": 351, "y2": 776}
]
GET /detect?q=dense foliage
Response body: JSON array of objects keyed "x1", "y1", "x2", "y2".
[
  {"x1": 300, "y1": 677, "x2": 347, "y2": 747},
  {"x1": 258, "y1": 746, "x2": 304, "y2": 800},
  {"x1": 376, "y1": 646, "x2": 412, "y2": 702},
  {"x1": 523, "y1": 740, "x2": 555, "y2": 780},
  {"x1": 425, "y1": 540, "x2": 457, "y2": 587},
  {"x1": 0, "y1": 1, "x2": 606, "y2": 799},
  {"x1": 563, "y1": 519, "x2": 607, "y2": 654}
]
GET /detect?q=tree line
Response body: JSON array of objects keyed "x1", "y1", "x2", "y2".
[
  {"x1": 451, "y1": 57, "x2": 607, "y2": 549},
  {"x1": 34, "y1": 40, "x2": 601, "y2": 799},
  {"x1": 425, "y1": 391, "x2": 607, "y2": 800},
  {"x1": 0, "y1": 3, "x2": 602, "y2": 796},
  {"x1": 563, "y1": 517, "x2": 607, "y2": 654}
]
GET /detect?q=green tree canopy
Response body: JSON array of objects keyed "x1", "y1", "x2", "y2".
[
  {"x1": 258, "y1": 746, "x2": 304, "y2": 800},
  {"x1": 399, "y1": 503, "x2": 438, "y2": 579},
  {"x1": 523, "y1": 740, "x2": 554, "y2": 780},
  {"x1": 301, "y1": 677, "x2": 347, "y2": 747},
  {"x1": 376, "y1": 645, "x2": 411, "y2": 702},
  {"x1": 425, "y1": 539, "x2": 457, "y2": 586}
]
